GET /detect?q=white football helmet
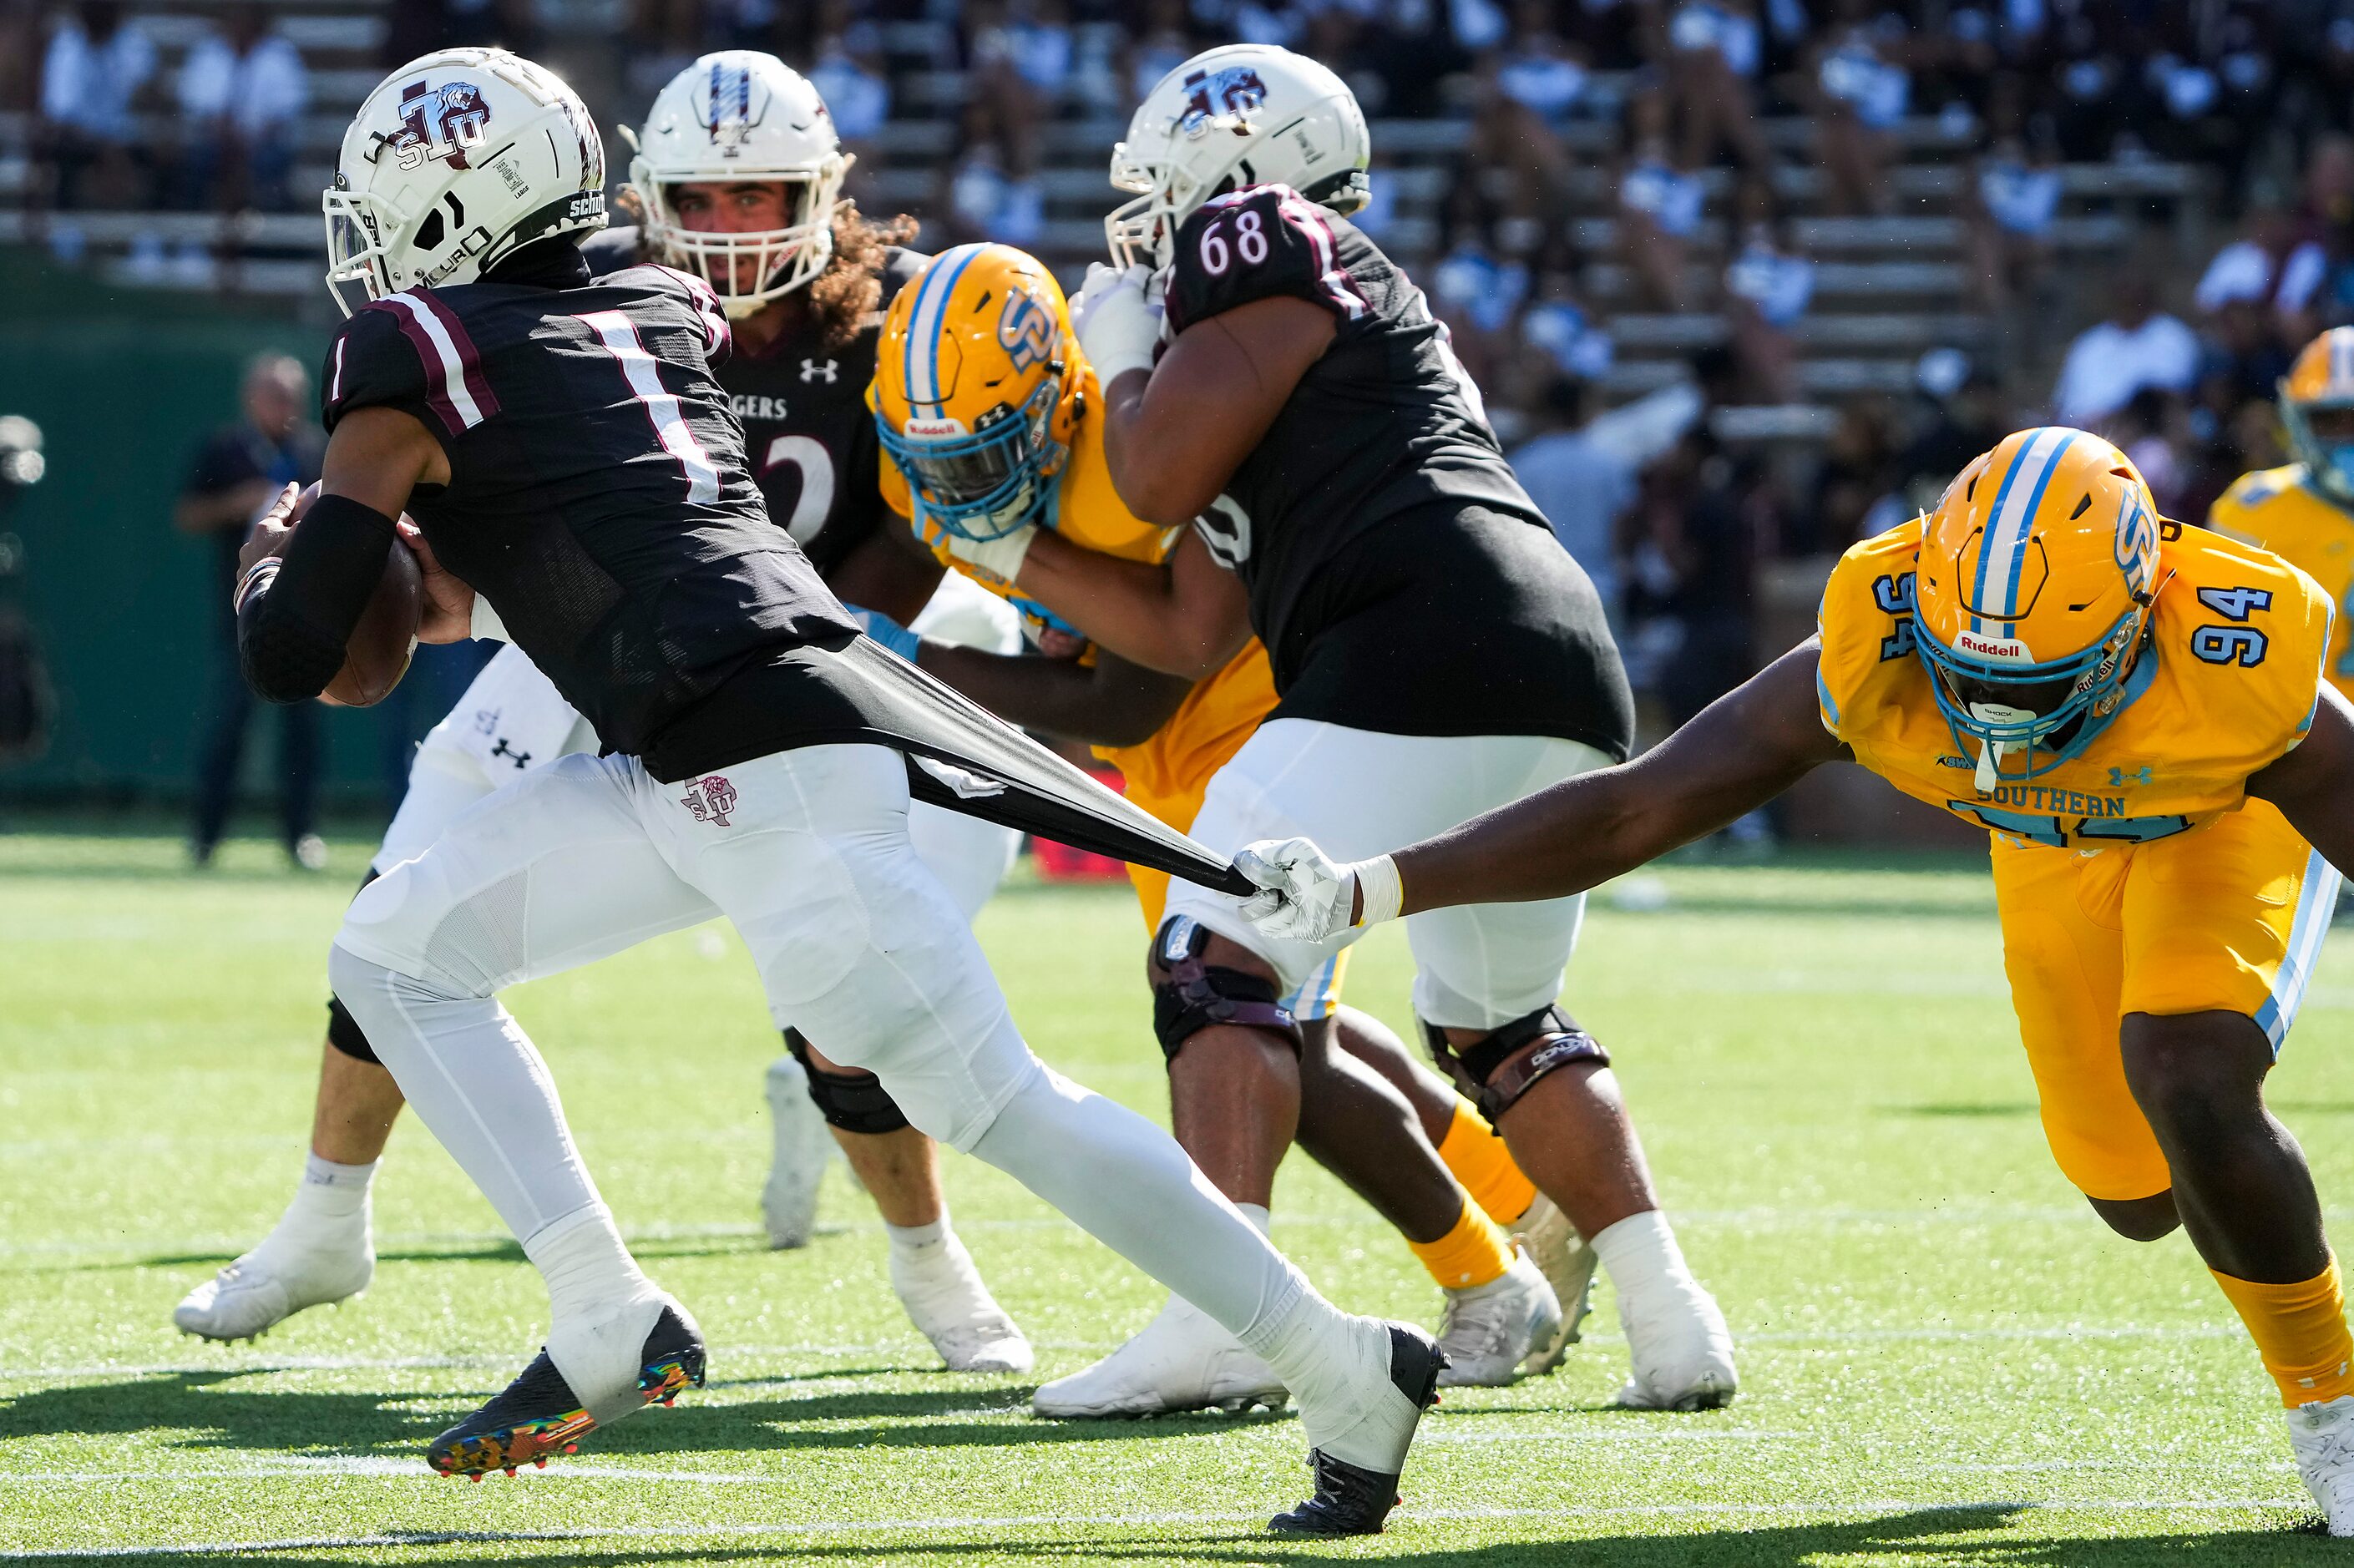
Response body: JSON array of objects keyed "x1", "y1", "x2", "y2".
[
  {"x1": 322, "y1": 48, "x2": 606, "y2": 316},
  {"x1": 625, "y1": 52, "x2": 848, "y2": 317},
  {"x1": 1106, "y1": 44, "x2": 1369, "y2": 271}
]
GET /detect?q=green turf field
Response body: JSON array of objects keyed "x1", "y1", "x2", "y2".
[{"x1": 6, "y1": 829, "x2": 2354, "y2": 1564}]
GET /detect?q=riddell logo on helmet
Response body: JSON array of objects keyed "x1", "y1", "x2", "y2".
[
  {"x1": 1952, "y1": 630, "x2": 2033, "y2": 663},
  {"x1": 903, "y1": 417, "x2": 967, "y2": 439}
]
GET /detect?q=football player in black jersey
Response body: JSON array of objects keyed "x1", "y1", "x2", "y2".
[
  {"x1": 235, "y1": 48, "x2": 1443, "y2": 1532},
  {"x1": 944, "y1": 45, "x2": 1739, "y2": 1414},
  {"x1": 174, "y1": 53, "x2": 1036, "y2": 1378}
]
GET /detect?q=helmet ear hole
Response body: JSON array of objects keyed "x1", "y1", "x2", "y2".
[{"x1": 416, "y1": 208, "x2": 444, "y2": 252}]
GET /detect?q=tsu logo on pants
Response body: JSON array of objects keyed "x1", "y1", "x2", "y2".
[{"x1": 681, "y1": 775, "x2": 737, "y2": 826}]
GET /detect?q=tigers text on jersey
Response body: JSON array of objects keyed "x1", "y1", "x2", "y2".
[
  {"x1": 321, "y1": 260, "x2": 856, "y2": 763},
  {"x1": 584, "y1": 227, "x2": 925, "y2": 575},
  {"x1": 1815, "y1": 516, "x2": 2332, "y2": 850},
  {"x1": 888, "y1": 360, "x2": 1278, "y2": 836},
  {"x1": 2206, "y1": 463, "x2": 2354, "y2": 701},
  {"x1": 1161, "y1": 184, "x2": 1632, "y2": 756}
]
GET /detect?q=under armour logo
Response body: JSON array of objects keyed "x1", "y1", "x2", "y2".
[
  {"x1": 489, "y1": 739, "x2": 532, "y2": 770},
  {"x1": 2108, "y1": 766, "x2": 2154, "y2": 787},
  {"x1": 681, "y1": 774, "x2": 737, "y2": 826},
  {"x1": 800, "y1": 358, "x2": 838, "y2": 384}
]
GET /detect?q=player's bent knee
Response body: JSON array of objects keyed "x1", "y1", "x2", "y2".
[
  {"x1": 1148, "y1": 916, "x2": 1303, "y2": 1065},
  {"x1": 783, "y1": 1029, "x2": 912, "y2": 1136},
  {"x1": 1425, "y1": 1004, "x2": 1609, "y2": 1122},
  {"x1": 2087, "y1": 1190, "x2": 2182, "y2": 1242}
]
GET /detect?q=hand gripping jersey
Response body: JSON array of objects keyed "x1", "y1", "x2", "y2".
[
  {"x1": 584, "y1": 227, "x2": 925, "y2": 575},
  {"x1": 1817, "y1": 515, "x2": 2333, "y2": 850},
  {"x1": 890, "y1": 361, "x2": 1279, "y2": 917},
  {"x1": 322, "y1": 261, "x2": 855, "y2": 759},
  {"x1": 2207, "y1": 463, "x2": 2354, "y2": 701},
  {"x1": 1161, "y1": 185, "x2": 1632, "y2": 756}
]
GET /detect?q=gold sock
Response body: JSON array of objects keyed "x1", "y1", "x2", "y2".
[
  {"x1": 2211, "y1": 1257, "x2": 2354, "y2": 1408},
  {"x1": 1437, "y1": 1099, "x2": 1538, "y2": 1227},
  {"x1": 1407, "y1": 1197, "x2": 1516, "y2": 1290}
]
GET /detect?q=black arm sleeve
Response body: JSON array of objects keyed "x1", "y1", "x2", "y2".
[{"x1": 235, "y1": 493, "x2": 397, "y2": 703}]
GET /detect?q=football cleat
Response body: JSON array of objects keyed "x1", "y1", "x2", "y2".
[
  {"x1": 172, "y1": 1232, "x2": 374, "y2": 1343},
  {"x1": 2291, "y1": 1394, "x2": 2354, "y2": 1536},
  {"x1": 890, "y1": 1229, "x2": 1034, "y2": 1374},
  {"x1": 761, "y1": 1054, "x2": 830, "y2": 1250},
  {"x1": 1613, "y1": 1271, "x2": 1738, "y2": 1412},
  {"x1": 1268, "y1": 1322, "x2": 1446, "y2": 1536},
  {"x1": 427, "y1": 1301, "x2": 705, "y2": 1478},
  {"x1": 1435, "y1": 1246, "x2": 1562, "y2": 1388},
  {"x1": 1033, "y1": 1295, "x2": 1287, "y2": 1417},
  {"x1": 1511, "y1": 1194, "x2": 1597, "y2": 1373}
]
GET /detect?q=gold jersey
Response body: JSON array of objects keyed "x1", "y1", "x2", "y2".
[
  {"x1": 1816, "y1": 516, "x2": 2332, "y2": 851},
  {"x1": 2207, "y1": 463, "x2": 2354, "y2": 701}
]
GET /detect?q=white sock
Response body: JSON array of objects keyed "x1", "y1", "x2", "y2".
[
  {"x1": 966, "y1": 1065, "x2": 1344, "y2": 1381},
  {"x1": 885, "y1": 1216, "x2": 949, "y2": 1257},
  {"x1": 276, "y1": 1154, "x2": 375, "y2": 1237},
  {"x1": 525, "y1": 1202, "x2": 652, "y2": 1322},
  {"x1": 1592, "y1": 1209, "x2": 1693, "y2": 1297}
]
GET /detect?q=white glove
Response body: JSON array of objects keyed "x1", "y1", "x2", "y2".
[
  {"x1": 1071, "y1": 261, "x2": 1162, "y2": 387},
  {"x1": 912, "y1": 503, "x2": 1035, "y2": 588},
  {"x1": 1233, "y1": 838, "x2": 1404, "y2": 944}
]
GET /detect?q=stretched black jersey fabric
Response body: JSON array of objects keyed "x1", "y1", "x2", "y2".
[
  {"x1": 582, "y1": 228, "x2": 924, "y2": 576},
  {"x1": 320, "y1": 260, "x2": 1245, "y2": 896},
  {"x1": 1163, "y1": 185, "x2": 1634, "y2": 759}
]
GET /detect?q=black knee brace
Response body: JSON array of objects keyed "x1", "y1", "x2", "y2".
[
  {"x1": 1149, "y1": 916, "x2": 1302, "y2": 1063},
  {"x1": 325, "y1": 868, "x2": 385, "y2": 1064},
  {"x1": 782, "y1": 1029, "x2": 910, "y2": 1136},
  {"x1": 1424, "y1": 1004, "x2": 1608, "y2": 1121}
]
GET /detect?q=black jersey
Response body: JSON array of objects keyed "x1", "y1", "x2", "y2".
[
  {"x1": 321, "y1": 261, "x2": 858, "y2": 760},
  {"x1": 1164, "y1": 186, "x2": 1633, "y2": 756},
  {"x1": 582, "y1": 227, "x2": 925, "y2": 576}
]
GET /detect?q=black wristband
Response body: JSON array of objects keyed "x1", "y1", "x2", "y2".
[{"x1": 236, "y1": 493, "x2": 397, "y2": 703}]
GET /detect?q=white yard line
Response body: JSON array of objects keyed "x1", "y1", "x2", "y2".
[{"x1": 0, "y1": 1498, "x2": 2314, "y2": 1559}]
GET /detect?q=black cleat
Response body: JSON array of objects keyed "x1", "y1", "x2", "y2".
[
  {"x1": 427, "y1": 1302, "x2": 706, "y2": 1478},
  {"x1": 1268, "y1": 1325, "x2": 1447, "y2": 1537}
]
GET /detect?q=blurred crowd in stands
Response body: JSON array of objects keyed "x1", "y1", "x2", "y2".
[{"x1": 21, "y1": 0, "x2": 2354, "y2": 787}]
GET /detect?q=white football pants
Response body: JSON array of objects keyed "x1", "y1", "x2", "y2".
[
  {"x1": 327, "y1": 741, "x2": 1333, "y2": 1357},
  {"x1": 1162, "y1": 719, "x2": 1612, "y2": 1029}
]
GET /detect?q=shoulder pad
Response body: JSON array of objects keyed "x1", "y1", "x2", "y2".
[
  {"x1": 1165, "y1": 185, "x2": 1369, "y2": 334},
  {"x1": 1814, "y1": 520, "x2": 1925, "y2": 740},
  {"x1": 611, "y1": 263, "x2": 732, "y2": 363},
  {"x1": 325, "y1": 293, "x2": 499, "y2": 438}
]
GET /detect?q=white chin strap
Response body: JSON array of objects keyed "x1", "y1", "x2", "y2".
[{"x1": 1967, "y1": 702, "x2": 2039, "y2": 792}]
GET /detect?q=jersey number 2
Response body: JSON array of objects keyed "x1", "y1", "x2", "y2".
[
  {"x1": 575, "y1": 310, "x2": 723, "y2": 503},
  {"x1": 761, "y1": 436, "x2": 835, "y2": 544}
]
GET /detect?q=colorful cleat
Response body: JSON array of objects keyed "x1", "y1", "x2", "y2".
[{"x1": 427, "y1": 1303, "x2": 706, "y2": 1478}]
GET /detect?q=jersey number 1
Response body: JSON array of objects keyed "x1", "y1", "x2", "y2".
[{"x1": 575, "y1": 310, "x2": 723, "y2": 503}]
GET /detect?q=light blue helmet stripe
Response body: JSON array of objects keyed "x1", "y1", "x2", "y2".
[
  {"x1": 904, "y1": 243, "x2": 985, "y2": 411},
  {"x1": 1998, "y1": 428, "x2": 2079, "y2": 632},
  {"x1": 1969, "y1": 426, "x2": 2073, "y2": 633}
]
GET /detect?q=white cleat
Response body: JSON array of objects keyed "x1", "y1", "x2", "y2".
[
  {"x1": 890, "y1": 1229, "x2": 1034, "y2": 1374},
  {"x1": 173, "y1": 1230, "x2": 373, "y2": 1343},
  {"x1": 762, "y1": 1054, "x2": 831, "y2": 1250},
  {"x1": 1033, "y1": 1294, "x2": 1288, "y2": 1417},
  {"x1": 1613, "y1": 1271, "x2": 1739, "y2": 1411},
  {"x1": 1436, "y1": 1246, "x2": 1562, "y2": 1387},
  {"x1": 1511, "y1": 1194, "x2": 1597, "y2": 1374},
  {"x1": 2291, "y1": 1395, "x2": 2354, "y2": 1536},
  {"x1": 1270, "y1": 1315, "x2": 1448, "y2": 1536}
]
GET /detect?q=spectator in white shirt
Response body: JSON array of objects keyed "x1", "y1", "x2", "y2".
[
  {"x1": 2050, "y1": 268, "x2": 2202, "y2": 429},
  {"x1": 174, "y1": 3, "x2": 307, "y2": 211},
  {"x1": 37, "y1": 0, "x2": 156, "y2": 209}
]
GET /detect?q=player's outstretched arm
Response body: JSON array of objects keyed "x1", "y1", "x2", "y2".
[
  {"x1": 1238, "y1": 641, "x2": 1843, "y2": 941},
  {"x1": 2248, "y1": 681, "x2": 2354, "y2": 872},
  {"x1": 234, "y1": 407, "x2": 444, "y2": 703},
  {"x1": 916, "y1": 640, "x2": 1194, "y2": 748}
]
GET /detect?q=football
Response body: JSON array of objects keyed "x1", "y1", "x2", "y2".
[{"x1": 277, "y1": 483, "x2": 423, "y2": 708}]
